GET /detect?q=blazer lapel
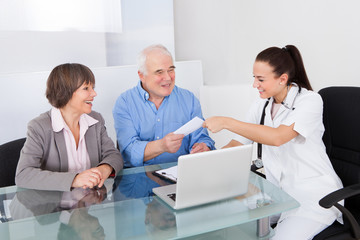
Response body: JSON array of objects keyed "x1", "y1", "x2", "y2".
[
  {"x1": 54, "y1": 131, "x2": 68, "y2": 172},
  {"x1": 85, "y1": 125, "x2": 99, "y2": 167}
]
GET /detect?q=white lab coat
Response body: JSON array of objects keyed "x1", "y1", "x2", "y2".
[{"x1": 236, "y1": 84, "x2": 343, "y2": 225}]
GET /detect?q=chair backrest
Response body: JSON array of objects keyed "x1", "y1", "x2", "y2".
[
  {"x1": 319, "y1": 86, "x2": 360, "y2": 210},
  {"x1": 0, "y1": 138, "x2": 26, "y2": 187}
]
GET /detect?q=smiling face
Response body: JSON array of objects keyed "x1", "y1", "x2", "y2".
[
  {"x1": 252, "y1": 61, "x2": 289, "y2": 103},
  {"x1": 138, "y1": 50, "x2": 175, "y2": 103},
  {"x1": 65, "y1": 82, "x2": 97, "y2": 115},
  {"x1": 46, "y1": 63, "x2": 96, "y2": 109}
]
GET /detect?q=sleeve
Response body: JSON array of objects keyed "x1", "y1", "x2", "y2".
[
  {"x1": 95, "y1": 113, "x2": 124, "y2": 174},
  {"x1": 15, "y1": 120, "x2": 78, "y2": 191},
  {"x1": 188, "y1": 95, "x2": 216, "y2": 150},
  {"x1": 281, "y1": 92, "x2": 323, "y2": 142},
  {"x1": 113, "y1": 95, "x2": 148, "y2": 167}
]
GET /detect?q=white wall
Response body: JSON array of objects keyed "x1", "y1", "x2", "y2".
[
  {"x1": 174, "y1": 0, "x2": 360, "y2": 91},
  {"x1": 0, "y1": 31, "x2": 107, "y2": 74},
  {"x1": 106, "y1": 0, "x2": 174, "y2": 66},
  {"x1": 0, "y1": 0, "x2": 174, "y2": 74}
]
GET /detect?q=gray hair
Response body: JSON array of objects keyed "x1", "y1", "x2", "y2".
[{"x1": 137, "y1": 44, "x2": 173, "y2": 76}]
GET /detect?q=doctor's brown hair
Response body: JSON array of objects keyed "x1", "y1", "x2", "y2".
[
  {"x1": 255, "y1": 45, "x2": 313, "y2": 91},
  {"x1": 46, "y1": 63, "x2": 95, "y2": 108}
]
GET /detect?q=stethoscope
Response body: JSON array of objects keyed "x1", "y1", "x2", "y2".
[{"x1": 253, "y1": 85, "x2": 301, "y2": 169}]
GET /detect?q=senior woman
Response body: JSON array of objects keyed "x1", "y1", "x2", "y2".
[{"x1": 15, "y1": 63, "x2": 123, "y2": 191}]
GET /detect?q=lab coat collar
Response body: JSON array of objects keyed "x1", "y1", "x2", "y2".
[
  {"x1": 266, "y1": 83, "x2": 299, "y2": 122},
  {"x1": 269, "y1": 83, "x2": 299, "y2": 108},
  {"x1": 281, "y1": 83, "x2": 300, "y2": 110}
]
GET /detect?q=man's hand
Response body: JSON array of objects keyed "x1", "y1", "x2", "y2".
[
  {"x1": 161, "y1": 132, "x2": 185, "y2": 153},
  {"x1": 144, "y1": 133, "x2": 185, "y2": 162},
  {"x1": 190, "y1": 142, "x2": 210, "y2": 154}
]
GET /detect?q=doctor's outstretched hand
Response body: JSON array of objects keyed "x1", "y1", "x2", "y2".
[{"x1": 203, "y1": 116, "x2": 230, "y2": 133}]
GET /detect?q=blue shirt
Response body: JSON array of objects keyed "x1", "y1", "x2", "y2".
[{"x1": 113, "y1": 81, "x2": 215, "y2": 167}]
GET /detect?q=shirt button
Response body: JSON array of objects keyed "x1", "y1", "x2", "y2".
[
  {"x1": 157, "y1": 118, "x2": 160, "y2": 122},
  {"x1": 156, "y1": 136, "x2": 160, "y2": 139}
]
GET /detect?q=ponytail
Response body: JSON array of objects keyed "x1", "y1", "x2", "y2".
[{"x1": 256, "y1": 45, "x2": 312, "y2": 91}]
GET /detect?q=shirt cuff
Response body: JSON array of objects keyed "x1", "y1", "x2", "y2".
[
  {"x1": 129, "y1": 141, "x2": 148, "y2": 167},
  {"x1": 204, "y1": 140, "x2": 216, "y2": 150}
]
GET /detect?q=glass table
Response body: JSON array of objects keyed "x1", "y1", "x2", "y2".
[{"x1": 0, "y1": 162, "x2": 299, "y2": 239}]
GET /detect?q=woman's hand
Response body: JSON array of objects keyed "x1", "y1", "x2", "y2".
[
  {"x1": 72, "y1": 168, "x2": 102, "y2": 189},
  {"x1": 96, "y1": 164, "x2": 113, "y2": 188},
  {"x1": 72, "y1": 164, "x2": 113, "y2": 189},
  {"x1": 203, "y1": 116, "x2": 229, "y2": 133},
  {"x1": 76, "y1": 187, "x2": 107, "y2": 208}
]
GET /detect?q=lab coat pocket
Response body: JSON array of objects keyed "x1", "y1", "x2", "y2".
[
  {"x1": 283, "y1": 174, "x2": 342, "y2": 225},
  {"x1": 297, "y1": 160, "x2": 322, "y2": 179},
  {"x1": 286, "y1": 174, "x2": 342, "y2": 210}
]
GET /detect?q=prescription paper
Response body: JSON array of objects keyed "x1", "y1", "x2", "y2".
[{"x1": 174, "y1": 117, "x2": 204, "y2": 136}]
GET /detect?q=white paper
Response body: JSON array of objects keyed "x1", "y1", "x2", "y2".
[
  {"x1": 155, "y1": 166, "x2": 178, "y2": 182},
  {"x1": 174, "y1": 117, "x2": 204, "y2": 136}
]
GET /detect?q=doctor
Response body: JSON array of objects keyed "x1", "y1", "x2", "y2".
[{"x1": 203, "y1": 45, "x2": 343, "y2": 240}]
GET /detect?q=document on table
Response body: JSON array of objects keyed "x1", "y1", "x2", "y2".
[
  {"x1": 153, "y1": 166, "x2": 178, "y2": 183},
  {"x1": 174, "y1": 117, "x2": 204, "y2": 136}
]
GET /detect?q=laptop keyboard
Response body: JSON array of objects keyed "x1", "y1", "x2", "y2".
[{"x1": 168, "y1": 193, "x2": 176, "y2": 201}]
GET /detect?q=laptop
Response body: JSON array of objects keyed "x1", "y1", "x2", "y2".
[{"x1": 152, "y1": 144, "x2": 253, "y2": 210}]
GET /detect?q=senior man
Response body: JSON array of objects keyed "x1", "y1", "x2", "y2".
[{"x1": 113, "y1": 44, "x2": 215, "y2": 167}]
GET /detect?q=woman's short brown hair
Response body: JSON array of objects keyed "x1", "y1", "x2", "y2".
[{"x1": 46, "y1": 63, "x2": 95, "y2": 108}]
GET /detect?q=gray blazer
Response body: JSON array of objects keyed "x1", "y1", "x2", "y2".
[{"x1": 15, "y1": 110, "x2": 123, "y2": 191}]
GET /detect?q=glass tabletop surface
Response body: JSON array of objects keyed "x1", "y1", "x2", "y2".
[{"x1": 0, "y1": 162, "x2": 299, "y2": 239}]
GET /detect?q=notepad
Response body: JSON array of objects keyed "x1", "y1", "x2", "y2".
[
  {"x1": 153, "y1": 166, "x2": 178, "y2": 183},
  {"x1": 173, "y1": 117, "x2": 204, "y2": 136}
]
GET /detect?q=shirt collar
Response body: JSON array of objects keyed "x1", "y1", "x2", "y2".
[
  {"x1": 51, "y1": 108, "x2": 98, "y2": 133},
  {"x1": 136, "y1": 80, "x2": 171, "y2": 102},
  {"x1": 137, "y1": 81, "x2": 150, "y2": 101}
]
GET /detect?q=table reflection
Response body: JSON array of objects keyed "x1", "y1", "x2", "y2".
[
  {"x1": 113, "y1": 167, "x2": 173, "y2": 201},
  {"x1": 5, "y1": 168, "x2": 175, "y2": 239},
  {"x1": 9, "y1": 186, "x2": 107, "y2": 240},
  {"x1": 1, "y1": 166, "x2": 297, "y2": 240}
]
